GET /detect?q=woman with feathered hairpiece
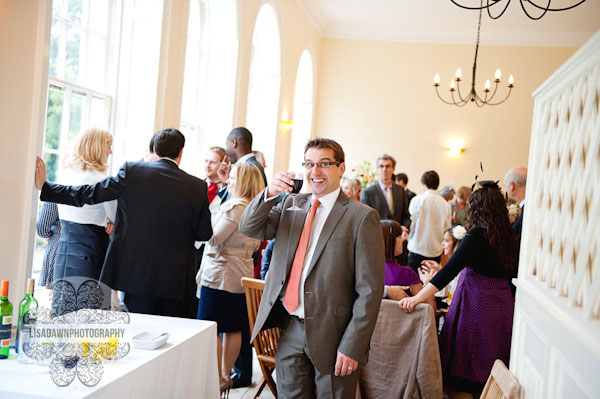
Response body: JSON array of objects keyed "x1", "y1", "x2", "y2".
[{"x1": 399, "y1": 181, "x2": 519, "y2": 396}]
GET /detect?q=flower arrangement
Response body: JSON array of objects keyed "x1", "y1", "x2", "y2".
[
  {"x1": 351, "y1": 161, "x2": 377, "y2": 189},
  {"x1": 452, "y1": 225, "x2": 467, "y2": 241},
  {"x1": 507, "y1": 203, "x2": 521, "y2": 224}
]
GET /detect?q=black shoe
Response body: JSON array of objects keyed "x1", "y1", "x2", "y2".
[{"x1": 231, "y1": 376, "x2": 252, "y2": 389}]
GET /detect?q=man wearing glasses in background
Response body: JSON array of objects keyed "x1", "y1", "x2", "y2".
[{"x1": 239, "y1": 138, "x2": 384, "y2": 397}]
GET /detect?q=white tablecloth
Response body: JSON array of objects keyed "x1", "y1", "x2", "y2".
[{"x1": 0, "y1": 313, "x2": 219, "y2": 398}]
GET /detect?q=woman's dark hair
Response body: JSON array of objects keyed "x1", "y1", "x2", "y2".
[
  {"x1": 467, "y1": 184, "x2": 519, "y2": 272},
  {"x1": 380, "y1": 219, "x2": 402, "y2": 262}
]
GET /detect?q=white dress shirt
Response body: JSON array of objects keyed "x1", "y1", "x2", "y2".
[
  {"x1": 289, "y1": 189, "x2": 340, "y2": 318},
  {"x1": 378, "y1": 181, "x2": 394, "y2": 213},
  {"x1": 407, "y1": 189, "x2": 451, "y2": 257},
  {"x1": 57, "y1": 167, "x2": 117, "y2": 227}
]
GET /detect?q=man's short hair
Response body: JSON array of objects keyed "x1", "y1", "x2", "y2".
[
  {"x1": 154, "y1": 128, "x2": 185, "y2": 159},
  {"x1": 420, "y1": 170, "x2": 440, "y2": 190},
  {"x1": 377, "y1": 154, "x2": 396, "y2": 168},
  {"x1": 304, "y1": 138, "x2": 345, "y2": 163},
  {"x1": 505, "y1": 169, "x2": 527, "y2": 187},
  {"x1": 228, "y1": 127, "x2": 253, "y2": 147},
  {"x1": 148, "y1": 134, "x2": 157, "y2": 153},
  {"x1": 395, "y1": 173, "x2": 408, "y2": 185}
]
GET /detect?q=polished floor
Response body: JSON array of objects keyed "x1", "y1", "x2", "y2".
[{"x1": 229, "y1": 349, "x2": 276, "y2": 399}]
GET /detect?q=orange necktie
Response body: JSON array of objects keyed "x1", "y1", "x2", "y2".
[{"x1": 284, "y1": 197, "x2": 321, "y2": 313}]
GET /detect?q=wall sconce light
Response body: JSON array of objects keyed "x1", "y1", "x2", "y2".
[
  {"x1": 280, "y1": 121, "x2": 293, "y2": 132},
  {"x1": 446, "y1": 144, "x2": 465, "y2": 156}
]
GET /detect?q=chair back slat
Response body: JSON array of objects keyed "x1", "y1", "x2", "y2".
[
  {"x1": 480, "y1": 360, "x2": 520, "y2": 399},
  {"x1": 241, "y1": 277, "x2": 279, "y2": 398},
  {"x1": 241, "y1": 277, "x2": 280, "y2": 359}
]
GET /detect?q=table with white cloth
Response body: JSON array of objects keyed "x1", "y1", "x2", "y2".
[{"x1": 0, "y1": 313, "x2": 219, "y2": 398}]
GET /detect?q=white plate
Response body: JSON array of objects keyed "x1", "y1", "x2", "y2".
[{"x1": 132, "y1": 331, "x2": 170, "y2": 350}]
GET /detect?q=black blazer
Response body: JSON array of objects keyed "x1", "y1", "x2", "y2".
[
  {"x1": 361, "y1": 183, "x2": 411, "y2": 228},
  {"x1": 513, "y1": 205, "x2": 524, "y2": 237},
  {"x1": 41, "y1": 159, "x2": 213, "y2": 300}
]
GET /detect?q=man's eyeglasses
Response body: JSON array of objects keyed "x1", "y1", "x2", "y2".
[{"x1": 302, "y1": 161, "x2": 341, "y2": 169}]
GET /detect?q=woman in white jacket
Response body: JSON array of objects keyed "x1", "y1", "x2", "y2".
[
  {"x1": 196, "y1": 162, "x2": 264, "y2": 394},
  {"x1": 52, "y1": 127, "x2": 116, "y2": 315}
]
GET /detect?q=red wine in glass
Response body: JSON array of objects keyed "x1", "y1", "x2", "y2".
[
  {"x1": 286, "y1": 178, "x2": 304, "y2": 211},
  {"x1": 290, "y1": 179, "x2": 303, "y2": 194}
]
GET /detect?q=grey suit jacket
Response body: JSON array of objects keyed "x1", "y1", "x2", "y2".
[
  {"x1": 361, "y1": 183, "x2": 411, "y2": 228},
  {"x1": 359, "y1": 300, "x2": 442, "y2": 398},
  {"x1": 239, "y1": 189, "x2": 385, "y2": 374}
]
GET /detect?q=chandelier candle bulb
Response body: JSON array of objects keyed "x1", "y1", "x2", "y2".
[
  {"x1": 431, "y1": 2, "x2": 514, "y2": 107},
  {"x1": 509, "y1": 75, "x2": 515, "y2": 86}
]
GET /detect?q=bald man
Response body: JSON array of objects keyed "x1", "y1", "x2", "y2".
[{"x1": 504, "y1": 166, "x2": 527, "y2": 237}]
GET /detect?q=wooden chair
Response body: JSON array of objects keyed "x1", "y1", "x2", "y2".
[
  {"x1": 480, "y1": 359, "x2": 521, "y2": 399},
  {"x1": 242, "y1": 277, "x2": 279, "y2": 398}
]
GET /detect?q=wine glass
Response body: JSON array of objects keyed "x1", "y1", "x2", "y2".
[{"x1": 286, "y1": 172, "x2": 304, "y2": 211}]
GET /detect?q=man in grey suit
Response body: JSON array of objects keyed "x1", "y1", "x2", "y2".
[{"x1": 239, "y1": 138, "x2": 384, "y2": 398}]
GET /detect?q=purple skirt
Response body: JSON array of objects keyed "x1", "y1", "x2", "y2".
[{"x1": 439, "y1": 267, "x2": 514, "y2": 387}]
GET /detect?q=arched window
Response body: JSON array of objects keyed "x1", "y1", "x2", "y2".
[
  {"x1": 289, "y1": 49, "x2": 315, "y2": 170},
  {"x1": 246, "y1": 3, "x2": 281, "y2": 178},
  {"x1": 180, "y1": 0, "x2": 238, "y2": 176}
]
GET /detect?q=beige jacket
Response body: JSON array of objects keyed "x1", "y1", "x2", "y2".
[
  {"x1": 198, "y1": 197, "x2": 260, "y2": 294},
  {"x1": 359, "y1": 300, "x2": 442, "y2": 399}
]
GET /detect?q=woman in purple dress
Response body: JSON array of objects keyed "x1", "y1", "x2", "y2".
[
  {"x1": 380, "y1": 220, "x2": 435, "y2": 309},
  {"x1": 399, "y1": 181, "x2": 519, "y2": 396}
]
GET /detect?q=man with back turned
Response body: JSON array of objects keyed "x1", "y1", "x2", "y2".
[{"x1": 34, "y1": 128, "x2": 212, "y2": 318}]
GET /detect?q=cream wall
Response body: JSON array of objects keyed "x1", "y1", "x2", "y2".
[
  {"x1": 235, "y1": 0, "x2": 321, "y2": 174},
  {"x1": 314, "y1": 38, "x2": 576, "y2": 192},
  {"x1": 0, "y1": 0, "x2": 50, "y2": 305}
]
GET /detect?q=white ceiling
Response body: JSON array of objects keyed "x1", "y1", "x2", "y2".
[{"x1": 297, "y1": 0, "x2": 600, "y2": 47}]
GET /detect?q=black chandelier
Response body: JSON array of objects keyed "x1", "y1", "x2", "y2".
[
  {"x1": 433, "y1": 3, "x2": 514, "y2": 107},
  {"x1": 450, "y1": 0, "x2": 587, "y2": 21}
]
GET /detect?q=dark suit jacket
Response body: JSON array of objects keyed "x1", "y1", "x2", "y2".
[
  {"x1": 40, "y1": 159, "x2": 213, "y2": 300},
  {"x1": 513, "y1": 204, "x2": 524, "y2": 237},
  {"x1": 361, "y1": 183, "x2": 411, "y2": 228},
  {"x1": 406, "y1": 188, "x2": 416, "y2": 204},
  {"x1": 239, "y1": 189, "x2": 385, "y2": 374}
]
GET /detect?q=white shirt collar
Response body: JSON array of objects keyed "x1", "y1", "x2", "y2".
[
  {"x1": 159, "y1": 157, "x2": 178, "y2": 165},
  {"x1": 377, "y1": 180, "x2": 392, "y2": 192},
  {"x1": 238, "y1": 153, "x2": 254, "y2": 163},
  {"x1": 312, "y1": 188, "x2": 341, "y2": 210},
  {"x1": 520, "y1": 199, "x2": 525, "y2": 208}
]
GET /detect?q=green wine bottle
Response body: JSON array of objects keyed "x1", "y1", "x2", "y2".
[
  {"x1": 16, "y1": 278, "x2": 38, "y2": 359},
  {"x1": 0, "y1": 280, "x2": 13, "y2": 359}
]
